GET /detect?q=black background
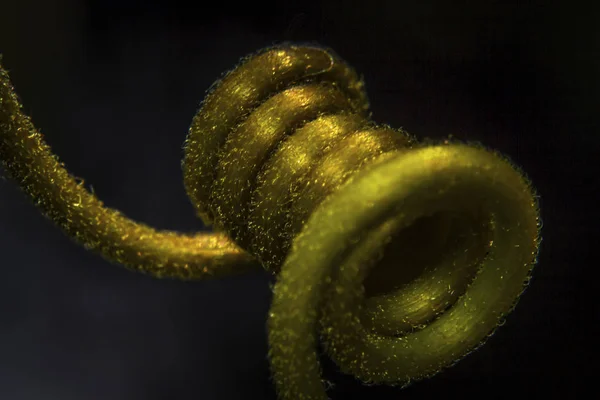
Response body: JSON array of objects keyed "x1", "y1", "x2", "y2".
[{"x1": 0, "y1": 1, "x2": 597, "y2": 399}]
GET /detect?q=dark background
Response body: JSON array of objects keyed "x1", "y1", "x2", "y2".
[{"x1": 0, "y1": 0, "x2": 597, "y2": 399}]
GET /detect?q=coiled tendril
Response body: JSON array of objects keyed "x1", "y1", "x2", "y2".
[{"x1": 0, "y1": 45, "x2": 540, "y2": 400}]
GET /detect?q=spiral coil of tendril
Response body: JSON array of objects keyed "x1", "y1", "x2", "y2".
[{"x1": 0, "y1": 46, "x2": 540, "y2": 400}]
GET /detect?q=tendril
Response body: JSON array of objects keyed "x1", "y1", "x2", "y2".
[{"x1": 0, "y1": 45, "x2": 541, "y2": 399}]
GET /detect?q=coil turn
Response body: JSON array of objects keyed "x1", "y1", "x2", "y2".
[{"x1": 0, "y1": 46, "x2": 540, "y2": 399}]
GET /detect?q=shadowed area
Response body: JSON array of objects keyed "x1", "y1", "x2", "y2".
[{"x1": 364, "y1": 210, "x2": 491, "y2": 298}]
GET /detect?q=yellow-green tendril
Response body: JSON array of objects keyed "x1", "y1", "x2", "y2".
[
  {"x1": 0, "y1": 44, "x2": 540, "y2": 400},
  {"x1": 0, "y1": 60, "x2": 259, "y2": 280}
]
